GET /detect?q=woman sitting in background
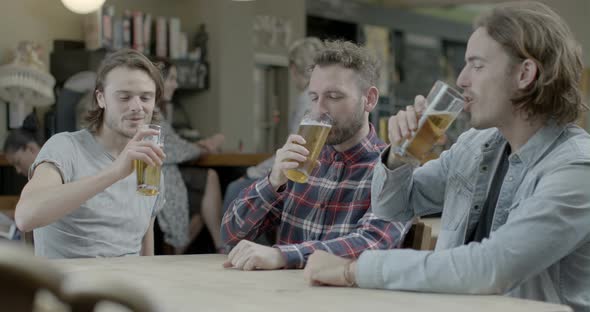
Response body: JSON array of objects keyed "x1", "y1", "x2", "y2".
[{"x1": 154, "y1": 58, "x2": 225, "y2": 254}]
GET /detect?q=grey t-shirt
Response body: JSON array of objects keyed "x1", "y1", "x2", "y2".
[{"x1": 30, "y1": 129, "x2": 165, "y2": 259}]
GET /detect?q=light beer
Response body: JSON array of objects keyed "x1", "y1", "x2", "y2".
[
  {"x1": 403, "y1": 112, "x2": 454, "y2": 162},
  {"x1": 285, "y1": 121, "x2": 332, "y2": 183},
  {"x1": 135, "y1": 159, "x2": 161, "y2": 196}
]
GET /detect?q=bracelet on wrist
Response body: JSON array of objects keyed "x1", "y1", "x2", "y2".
[{"x1": 343, "y1": 261, "x2": 357, "y2": 287}]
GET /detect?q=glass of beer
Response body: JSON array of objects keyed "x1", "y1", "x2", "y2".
[
  {"x1": 396, "y1": 80, "x2": 464, "y2": 163},
  {"x1": 285, "y1": 112, "x2": 333, "y2": 183},
  {"x1": 135, "y1": 124, "x2": 163, "y2": 196}
]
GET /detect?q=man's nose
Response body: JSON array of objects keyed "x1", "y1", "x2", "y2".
[{"x1": 129, "y1": 96, "x2": 142, "y2": 111}]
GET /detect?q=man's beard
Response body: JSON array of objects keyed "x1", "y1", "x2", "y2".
[
  {"x1": 326, "y1": 104, "x2": 365, "y2": 146},
  {"x1": 104, "y1": 114, "x2": 134, "y2": 138},
  {"x1": 103, "y1": 105, "x2": 150, "y2": 139}
]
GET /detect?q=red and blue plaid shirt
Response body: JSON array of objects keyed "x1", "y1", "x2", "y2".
[{"x1": 222, "y1": 124, "x2": 408, "y2": 268}]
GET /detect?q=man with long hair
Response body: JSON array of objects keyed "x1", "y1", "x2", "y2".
[
  {"x1": 15, "y1": 49, "x2": 166, "y2": 258},
  {"x1": 305, "y1": 2, "x2": 590, "y2": 310}
]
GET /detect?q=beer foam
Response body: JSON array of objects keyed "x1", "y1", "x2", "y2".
[{"x1": 300, "y1": 120, "x2": 332, "y2": 127}]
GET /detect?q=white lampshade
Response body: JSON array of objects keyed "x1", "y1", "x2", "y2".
[{"x1": 61, "y1": 0, "x2": 106, "y2": 14}]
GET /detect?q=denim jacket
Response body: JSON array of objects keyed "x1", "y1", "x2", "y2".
[{"x1": 356, "y1": 122, "x2": 590, "y2": 311}]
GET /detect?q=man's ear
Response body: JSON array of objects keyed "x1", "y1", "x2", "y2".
[
  {"x1": 364, "y1": 86, "x2": 379, "y2": 113},
  {"x1": 517, "y1": 59, "x2": 538, "y2": 90},
  {"x1": 96, "y1": 90, "x2": 105, "y2": 109}
]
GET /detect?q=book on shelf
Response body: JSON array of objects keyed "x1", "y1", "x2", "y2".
[
  {"x1": 143, "y1": 14, "x2": 152, "y2": 55},
  {"x1": 179, "y1": 32, "x2": 188, "y2": 59},
  {"x1": 123, "y1": 10, "x2": 132, "y2": 49},
  {"x1": 132, "y1": 11, "x2": 144, "y2": 52},
  {"x1": 168, "y1": 17, "x2": 181, "y2": 59},
  {"x1": 113, "y1": 17, "x2": 124, "y2": 50},
  {"x1": 83, "y1": 9, "x2": 102, "y2": 51},
  {"x1": 102, "y1": 5, "x2": 114, "y2": 50},
  {"x1": 156, "y1": 16, "x2": 168, "y2": 57}
]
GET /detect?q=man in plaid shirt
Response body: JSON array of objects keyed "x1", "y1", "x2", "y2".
[{"x1": 222, "y1": 40, "x2": 408, "y2": 270}]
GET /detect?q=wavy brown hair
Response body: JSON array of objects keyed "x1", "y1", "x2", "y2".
[
  {"x1": 475, "y1": 1, "x2": 587, "y2": 125},
  {"x1": 85, "y1": 49, "x2": 164, "y2": 132},
  {"x1": 313, "y1": 40, "x2": 379, "y2": 92}
]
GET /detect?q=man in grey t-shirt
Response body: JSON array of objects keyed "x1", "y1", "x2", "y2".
[{"x1": 15, "y1": 49, "x2": 167, "y2": 258}]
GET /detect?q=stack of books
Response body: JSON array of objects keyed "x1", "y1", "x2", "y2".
[{"x1": 84, "y1": 5, "x2": 189, "y2": 59}]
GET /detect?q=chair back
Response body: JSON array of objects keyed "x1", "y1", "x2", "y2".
[
  {"x1": 0, "y1": 242, "x2": 64, "y2": 311},
  {"x1": 402, "y1": 222, "x2": 433, "y2": 250},
  {"x1": 62, "y1": 275, "x2": 162, "y2": 312}
]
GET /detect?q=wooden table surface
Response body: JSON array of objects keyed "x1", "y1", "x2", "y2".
[
  {"x1": 52, "y1": 254, "x2": 571, "y2": 312},
  {"x1": 0, "y1": 153, "x2": 272, "y2": 168}
]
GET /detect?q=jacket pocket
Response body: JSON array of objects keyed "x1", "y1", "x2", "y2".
[{"x1": 441, "y1": 174, "x2": 473, "y2": 231}]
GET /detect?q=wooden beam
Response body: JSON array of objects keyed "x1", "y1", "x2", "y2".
[{"x1": 357, "y1": 0, "x2": 518, "y2": 8}]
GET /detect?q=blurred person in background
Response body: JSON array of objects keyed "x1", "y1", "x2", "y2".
[
  {"x1": 222, "y1": 37, "x2": 324, "y2": 218},
  {"x1": 4, "y1": 120, "x2": 41, "y2": 178},
  {"x1": 2, "y1": 115, "x2": 42, "y2": 222},
  {"x1": 153, "y1": 57, "x2": 225, "y2": 254}
]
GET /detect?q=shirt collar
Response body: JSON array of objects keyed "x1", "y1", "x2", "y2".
[
  {"x1": 324, "y1": 123, "x2": 385, "y2": 163},
  {"x1": 482, "y1": 120, "x2": 567, "y2": 167}
]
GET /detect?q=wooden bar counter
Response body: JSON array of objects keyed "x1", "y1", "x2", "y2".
[{"x1": 0, "y1": 153, "x2": 271, "y2": 168}]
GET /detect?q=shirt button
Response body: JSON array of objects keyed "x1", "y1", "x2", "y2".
[
  {"x1": 334, "y1": 154, "x2": 342, "y2": 161},
  {"x1": 474, "y1": 205, "x2": 480, "y2": 210},
  {"x1": 507, "y1": 176, "x2": 513, "y2": 182},
  {"x1": 480, "y1": 165, "x2": 488, "y2": 172}
]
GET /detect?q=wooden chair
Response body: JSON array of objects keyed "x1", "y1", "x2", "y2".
[
  {"x1": 402, "y1": 221, "x2": 433, "y2": 250},
  {"x1": 0, "y1": 242, "x2": 65, "y2": 312},
  {"x1": 62, "y1": 275, "x2": 162, "y2": 312},
  {"x1": 0, "y1": 195, "x2": 19, "y2": 215},
  {"x1": 0, "y1": 241, "x2": 161, "y2": 312}
]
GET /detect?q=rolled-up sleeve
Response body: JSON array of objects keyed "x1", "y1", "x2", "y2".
[{"x1": 221, "y1": 176, "x2": 285, "y2": 246}]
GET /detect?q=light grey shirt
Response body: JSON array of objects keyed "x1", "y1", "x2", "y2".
[
  {"x1": 31, "y1": 129, "x2": 164, "y2": 259},
  {"x1": 357, "y1": 122, "x2": 590, "y2": 311}
]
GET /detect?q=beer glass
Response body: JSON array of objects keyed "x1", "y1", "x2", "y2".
[
  {"x1": 285, "y1": 112, "x2": 333, "y2": 183},
  {"x1": 135, "y1": 124, "x2": 163, "y2": 196},
  {"x1": 396, "y1": 80, "x2": 464, "y2": 163}
]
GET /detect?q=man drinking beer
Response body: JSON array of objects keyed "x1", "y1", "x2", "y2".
[
  {"x1": 222, "y1": 40, "x2": 408, "y2": 270},
  {"x1": 305, "y1": 2, "x2": 590, "y2": 310},
  {"x1": 15, "y1": 49, "x2": 166, "y2": 258}
]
